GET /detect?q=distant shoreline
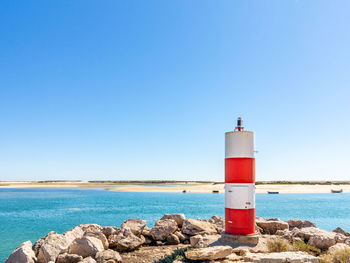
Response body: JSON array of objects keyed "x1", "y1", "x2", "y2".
[{"x1": 0, "y1": 180, "x2": 349, "y2": 193}]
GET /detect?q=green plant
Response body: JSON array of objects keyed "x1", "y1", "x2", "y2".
[
  {"x1": 292, "y1": 240, "x2": 321, "y2": 256},
  {"x1": 267, "y1": 238, "x2": 291, "y2": 252},
  {"x1": 156, "y1": 247, "x2": 191, "y2": 263}
]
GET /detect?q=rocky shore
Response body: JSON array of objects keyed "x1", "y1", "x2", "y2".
[{"x1": 5, "y1": 214, "x2": 350, "y2": 263}]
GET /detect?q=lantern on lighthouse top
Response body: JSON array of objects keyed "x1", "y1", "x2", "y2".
[{"x1": 224, "y1": 117, "x2": 256, "y2": 236}]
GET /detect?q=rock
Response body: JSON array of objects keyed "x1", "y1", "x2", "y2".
[
  {"x1": 102, "y1": 227, "x2": 119, "y2": 238},
  {"x1": 150, "y1": 219, "x2": 178, "y2": 241},
  {"x1": 287, "y1": 219, "x2": 303, "y2": 229},
  {"x1": 5, "y1": 241, "x2": 36, "y2": 263},
  {"x1": 109, "y1": 226, "x2": 144, "y2": 251},
  {"x1": 63, "y1": 226, "x2": 85, "y2": 246},
  {"x1": 56, "y1": 253, "x2": 83, "y2": 263},
  {"x1": 301, "y1": 220, "x2": 316, "y2": 228},
  {"x1": 68, "y1": 236, "x2": 104, "y2": 258},
  {"x1": 79, "y1": 224, "x2": 103, "y2": 234},
  {"x1": 333, "y1": 227, "x2": 350, "y2": 237},
  {"x1": 121, "y1": 219, "x2": 146, "y2": 237},
  {"x1": 190, "y1": 234, "x2": 220, "y2": 248},
  {"x1": 95, "y1": 249, "x2": 122, "y2": 263},
  {"x1": 37, "y1": 233, "x2": 69, "y2": 263},
  {"x1": 292, "y1": 227, "x2": 337, "y2": 250},
  {"x1": 33, "y1": 231, "x2": 56, "y2": 256},
  {"x1": 255, "y1": 224, "x2": 263, "y2": 234},
  {"x1": 166, "y1": 233, "x2": 180, "y2": 245},
  {"x1": 328, "y1": 243, "x2": 350, "y2": 254},
  {"x1": 84, "y1": 231, "x2": 109, "y2": 249},
  {"x1": 208, "y1": 215, "x2": 225, "y2": 234},
  {"x1": 174, "y1": 231, "x2": 188, "y2": 242},
  {"x1": 181, "y1": 219, "x2": 217, "y2": 236},
  {"x1": 156, "y1": 241, "x2": 164, "y2": 246},
  {"x1": 308, "y1": 235, "x2": 337, "y2": 250},
  {"x1": 294, "y1": 227, "x2": 336, "y2": 245},
  {"x1": 107, "y1": 234, "x2": 121, "y2": 248},
  {"x1": 35, "y1": 227, "x2": 84, "y2": 263},
  {"x1": 78, "y1": 257, "x2": 96, "y2": 263},
  {"x1": 256, "y1": 218, "x2": 289, "y2": 234},
  {"x1": 243, "y1": 251, "x2": 319, "y2": 262},
  {"x1": 143, "y1": 236, "x2": 153, "y2": 245},
  {"x1": 116, "y1": 233, "x2": 144, "y2": 251},
  {"x1": 185, "y1": 246, "x2": 233, "y2": 260},
  {"x1": 160, "y1": 214, "x2": 186, "y2": 227},
  {"x1": 141, "y1": 226, "x2": 152, "y2": 237}
]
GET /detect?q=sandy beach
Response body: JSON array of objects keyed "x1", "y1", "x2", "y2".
[{"x1": 0, "y1": 181, "x2": 349, "y2": 193}]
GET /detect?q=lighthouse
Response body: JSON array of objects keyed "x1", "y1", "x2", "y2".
[{"x1": 224, "y1": 117, "x2": 256, "y2": 236}]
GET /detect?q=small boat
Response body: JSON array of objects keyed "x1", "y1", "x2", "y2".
[
  {"x1": 182, "y1": 190, "x2": 187, "y2": 193},
  {"x1": 267, "y1": 191, "x2": 279, "y2": 194},
  {"x1": 331, "y1": 189, "x2": 343, "y2": 193},
  {"x1": 212, "y1": 190, "x2": 219, "y2": 193}
]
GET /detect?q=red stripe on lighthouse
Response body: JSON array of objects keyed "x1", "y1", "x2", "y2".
[
  {"x1": 225, "y1": 208, "x2": 255, "y2": 235},
  {"x1": 225, "y1": 158, "x2": 255, "y2": 183}
]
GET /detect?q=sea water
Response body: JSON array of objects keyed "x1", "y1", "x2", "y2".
[{"x1": 1, "y1": 188, "x2": 350, "y2": 261}]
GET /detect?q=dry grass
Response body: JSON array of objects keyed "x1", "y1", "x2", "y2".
[
  {"x1": 292, "y1": 240, "x2": 321, "y2": 256},
  {"x1": 267, "y1": 238, "x2": 291, "y2": 252},
  {"x1": 320, "y1": 248, "x2": 350, "y2": 263}
]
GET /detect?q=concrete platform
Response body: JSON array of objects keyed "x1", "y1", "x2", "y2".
[{"x1": 220, "y1": 232, "x2": 259, "y2": 246}]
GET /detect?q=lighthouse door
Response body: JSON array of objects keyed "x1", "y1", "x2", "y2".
[{"x1": 225, "y1": 184, "x2": 255, "y2": 209}]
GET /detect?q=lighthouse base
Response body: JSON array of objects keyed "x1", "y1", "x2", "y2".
[{"x1": 221, "y1": 232, "x2": 259, "y2": 246}]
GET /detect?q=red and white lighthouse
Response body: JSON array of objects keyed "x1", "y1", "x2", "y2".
[{"x1": 224, "y1": 117, "x2": 256, "y2": 236}]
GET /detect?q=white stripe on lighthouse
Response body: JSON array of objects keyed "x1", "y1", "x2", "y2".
[{"x1": 225, "y1": 131, "x2": 255, "y2": 158}]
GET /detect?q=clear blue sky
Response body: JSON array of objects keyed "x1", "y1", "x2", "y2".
[{"x1": 1, "y1": 0, "x2": 350, "y2": 181}]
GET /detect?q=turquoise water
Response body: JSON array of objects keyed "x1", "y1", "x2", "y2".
[{"x1": 1, "y1": 188, "x2": 350, "y2": 261}]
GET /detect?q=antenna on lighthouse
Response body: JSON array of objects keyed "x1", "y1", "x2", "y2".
[{"x1": 234, "y1": 117, "x2": 244, "y2": 131}]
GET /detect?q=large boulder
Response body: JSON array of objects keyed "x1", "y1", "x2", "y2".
[
  {"x1": 77, "y1": 257, "x2": 96, "y2": 263},
  {"x1": 68, "y1": 236, "x2": 104, "y2": 258},
  {"x1": 185, "y1": 246, "x2": 233, "y2": 260},
  {"x1": 243, "y1": 251, "x2": 319, "y2": 262},
  {"x1": 308, "y1": 234, "x2": 337, "y2": 250},
  {"x1": 5, "y1": 241, "x2": 36, "y2": 263},
  {"x1": 287, "y1": 219, "x2": 303, "y2": 229},
  {"x1": 256, "y1": 218, "x2": 289, "y2": 234},
  {"x1": 102, "y1": 226, "x2": 119, "y2": 238},
  {"x1": 95, "y1": 249, "x2": 122, "y2": 263},
  {"x1": 33, "y1": 231, "x2": 56, "y2": 256},
  {"x1": 56, "y1": 253, "x2": 83, "y2": 263},
  {"x1": 328, "y1": 243, "x2": 350, "y2": 254},
  {"x1": 37, "y1": 233, "x2": 69, "y2": 263},
  {"x1": 160, "y1": 214, "x2": 186, "y2": 227},
  {"x1": 84, "y1": 232, "x2": 109, "y2": 249},
  {"x1": 63, "y1": 226, "x2": 85, "y2": 246},
  {"x1": 181, "y1": 219, "x2": 217, "y2": 236},
  {"x1": 141, "y1": 226, "x2": 152, "y2": 238},
  {"x1": 166, "y1": 233, "x2": 180, "y2": 245},
  {"x1": 116, "y1": 233, "x2": 144, "y2": 251},
  {"x1": 150, "y1": 219, "x2": 178, "y2": 241},
  {"x1": 208, "y1": 215, "x2": 225, "y2": 234},
  {"x1": 36, "y1": 226, "x2": 85, "y2": 263},
  {"x1": 79, "y1": 224, "x2": 103, "y2": 234},
  {"x1": 120, "y1": 219, "x2": 146, "y2": 237},
  {"x1": 301, "y1": 220, "x2": 316, "y2": 228},
  {"x1": 108, "y1": 227, "x2": 144, "y2": 251},
  {"x1": 174, "y1": 231, "x2": 188, "y2": 243},
  {"x1": 333, "y1": 227, "x2": 350, "y2": 237},
  {"x1": 292, "y1": 227, "x2": 337, "y2": 250},
  {"x1": 190, "y1": 234, "x2": 221, "y2": 248}
]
